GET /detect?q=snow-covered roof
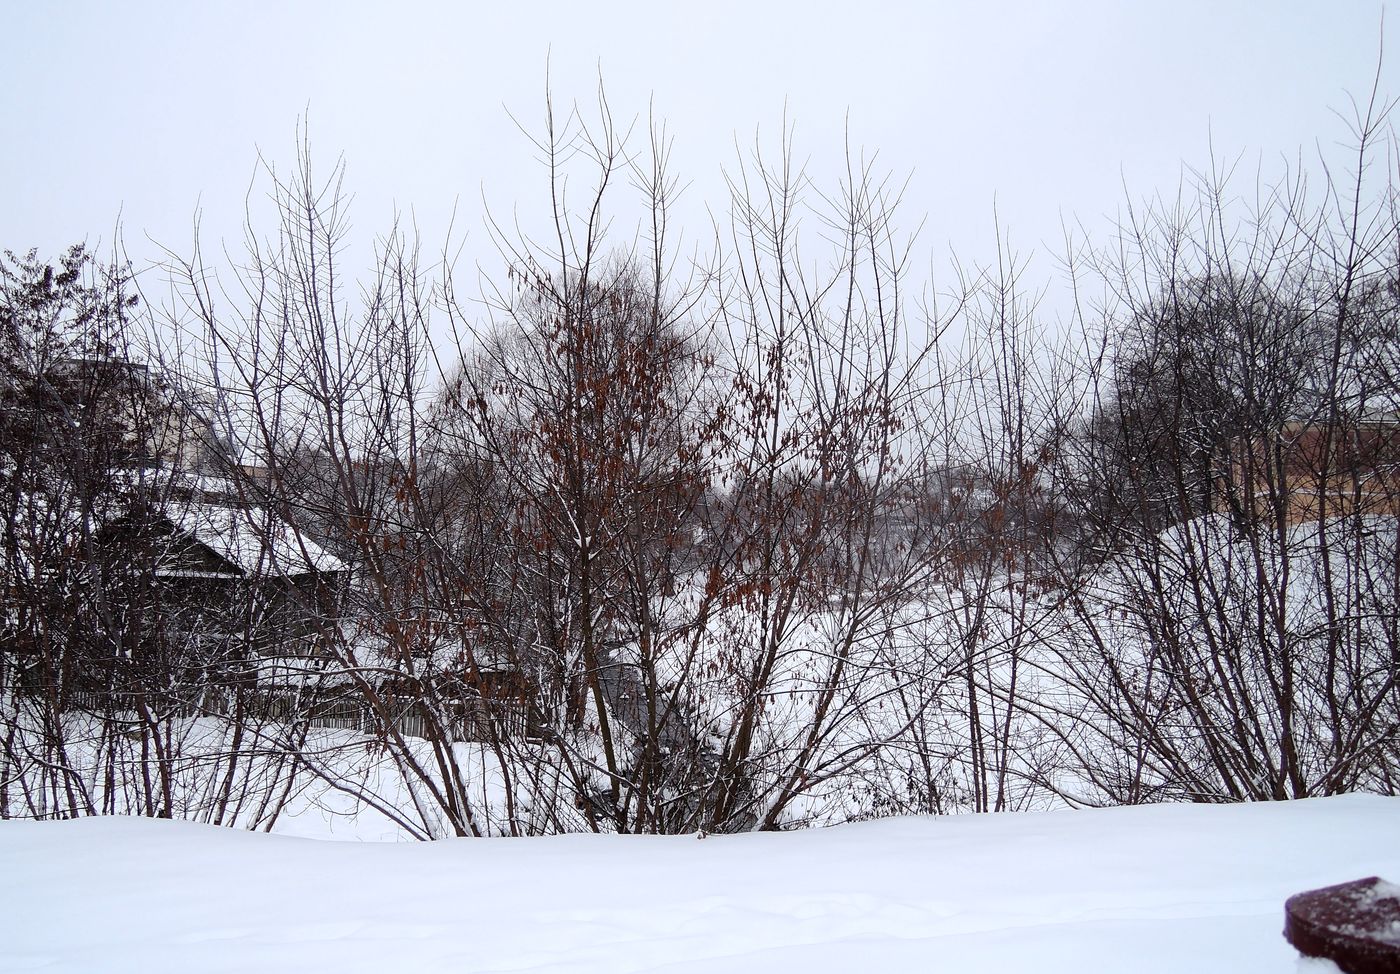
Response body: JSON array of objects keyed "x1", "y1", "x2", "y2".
[
  {"x1": 161, "y1": 500, "x2": 345, "y2": 578},
  {"x1": 0, "y1": 486, "x2": 344, "y2": 584}
]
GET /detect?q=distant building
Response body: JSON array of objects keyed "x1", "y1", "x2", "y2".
[{"x1": 1217, "y1": 409, "x2": 1400, "y2": 524}]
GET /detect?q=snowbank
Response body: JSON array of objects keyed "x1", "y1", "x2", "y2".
[{"x1": 1, "y1": 794, "x2": 1396, "y2": 972}]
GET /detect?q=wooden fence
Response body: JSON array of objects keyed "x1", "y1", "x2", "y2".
[{"x1": 245, "y1": 690, "x2": 534, "y2": 742}]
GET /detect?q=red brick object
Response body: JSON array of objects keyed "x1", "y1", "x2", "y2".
[{"x1": 1284, "y1": 876, "x2": 1400, "y2": 974}]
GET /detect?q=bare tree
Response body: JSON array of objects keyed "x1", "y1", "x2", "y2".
[{"x1": 1034, "y1": 92, "x2": 1400, "y2": 804}]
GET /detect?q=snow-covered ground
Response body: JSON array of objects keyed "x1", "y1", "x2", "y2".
[{"x1": 2, "y1": 795, "x2": 1396, "y2": 973}]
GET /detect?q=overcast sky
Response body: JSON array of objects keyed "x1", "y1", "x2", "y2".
[{"x1": 2, "y1": 1, "x2": 1395, "y2": 328}]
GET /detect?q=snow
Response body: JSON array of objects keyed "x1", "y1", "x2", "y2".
[
  {"x1": 164, "y1": 500, "x2": 345, "y2": 575},
  {"x1": 2, "y1": 795, "x2": 1397, "y2": 973}
]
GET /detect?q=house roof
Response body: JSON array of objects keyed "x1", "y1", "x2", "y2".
[
  {"x1": 0, "y1": 485, "x2": 344, "y2": 585},
  {"x1": 159, "y1": 501, "x2": 345, "y2": 578}
]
